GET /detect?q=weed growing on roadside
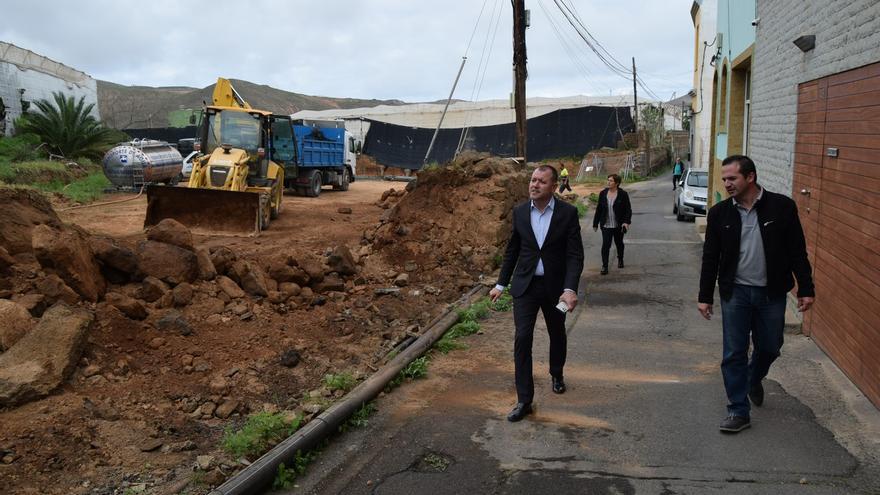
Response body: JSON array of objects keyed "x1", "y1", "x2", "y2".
[
  {"x1": 588, "y1": 192, "x2": 599, "y2": 204},
  {"x1": 323, "y1": 372, "x2": 357, "y2": 393},
  {"x1": 575, "y1": 202, "x2": 588, "y2": 219},
  {"x1": 387, "y1": 356, "x2": 430, "y2": 390},
  {"x1": 401, "y1": 356, "x2": 429, "y2": 379},
  {"x1": 490, "y1": 289, "x2": 513, "y2": 312},
  {"x1": 222, "y1": 411, "x2": 302, "y2": 460},
  {"x1": 342, "y1": 402, "x2": 377, "y2": 431},
  {"x1": 458, "y1": 299, "x2": 491, "y2": 322},
  {"x1": 273, "y1": 463, "x2": 295, "y2": 490}
]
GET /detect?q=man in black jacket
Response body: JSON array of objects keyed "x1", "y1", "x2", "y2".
[
  {"x1": 490, "y1": 165, "x2": 585, "y2": 422},
  {"x1": 698, "y1": 155, "x2": 815, "y2": 433}
]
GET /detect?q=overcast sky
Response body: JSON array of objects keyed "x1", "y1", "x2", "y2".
[{"x1": 2, "y1": 0, "x2": 694, "y2": 103}]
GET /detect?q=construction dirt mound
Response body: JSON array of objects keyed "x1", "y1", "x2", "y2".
[
  {"x1": 0, "y1": 153, "x2": 537, "y2": 494},
  {"x1": 366, "y1": 152, "x2": 530, "y2": 288}
]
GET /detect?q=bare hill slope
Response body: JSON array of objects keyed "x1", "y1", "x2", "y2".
[{"x1": 98, "y1": 79, "x2": 405, "y2": 130}]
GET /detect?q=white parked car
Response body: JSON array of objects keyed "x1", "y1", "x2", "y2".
[
  {"x1": 179, "y1": 151, "x2": 199, "y2": 182},
  {"x1": 674, "y1": 168, "x2": 708, "y2": 221}
]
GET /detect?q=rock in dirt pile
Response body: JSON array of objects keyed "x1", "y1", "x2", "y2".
[{"x1": 0, "y1": 152, "x2": 532, "y2": 494}]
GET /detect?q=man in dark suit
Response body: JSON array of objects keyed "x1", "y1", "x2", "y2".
[{"x1": 489, "y1": 165, "x2": 585, "y2": 422}]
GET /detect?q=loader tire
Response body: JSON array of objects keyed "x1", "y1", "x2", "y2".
[{"x1": 270, "y1": 180, "x2": 282, "y2": 220}]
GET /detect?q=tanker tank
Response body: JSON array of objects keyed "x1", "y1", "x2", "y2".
[{"x1": 102, "y1": 139, "x2": 183, "y2": 189}]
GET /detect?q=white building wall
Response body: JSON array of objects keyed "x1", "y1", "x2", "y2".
[
  {"x1": 749, "y1": 0, "x2": 880, "y2": 195},
  {"x1": 691, "y1": 0, "x2": 717, "y2": 170},
  {"x1": 0, "y1": 42, "x2": 99, "y2": 136}
]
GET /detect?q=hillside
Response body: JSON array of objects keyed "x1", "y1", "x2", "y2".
[{"x1": 97, "y1": 79, "x2": 406, "y2": 130}]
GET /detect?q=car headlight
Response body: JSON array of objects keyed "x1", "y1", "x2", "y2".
[{"x1": 684, "y1": 189, "x2": 694, "y2": 200}]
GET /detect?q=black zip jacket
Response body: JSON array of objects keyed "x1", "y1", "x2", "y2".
[
  {"x1": 592, "y1": 188, "x2": 632, "y2": 229},
  {"x1": 699, "y1": 188, "x2": 815, "y2": 304}
]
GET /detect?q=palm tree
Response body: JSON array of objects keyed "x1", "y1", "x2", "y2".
[{"x1": 16, "y1": 92, "x2": 117, "y2": 160}]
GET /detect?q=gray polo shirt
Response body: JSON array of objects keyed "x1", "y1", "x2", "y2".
[{"x1": 733, "y1": 187, "x2": 767, "y2": 287}]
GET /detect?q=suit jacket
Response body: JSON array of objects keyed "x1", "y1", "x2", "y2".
[
  {"x1": 699, "y1": 189, "x2": 815, "y2": 304},
  {"x1": 592, "y1": 188, "x2": 632, "y2": 229},
  {"x1": 496, "y1": 198, "x2": 585, "y2": 298}
]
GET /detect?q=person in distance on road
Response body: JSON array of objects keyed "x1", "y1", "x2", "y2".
[{"x1": 592, "y1": 174, "x2": 632, "y2": 275}]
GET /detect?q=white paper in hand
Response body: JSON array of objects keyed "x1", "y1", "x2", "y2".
[{"x1": 555, "y1": 301, "x2": 569, "y2": 313}]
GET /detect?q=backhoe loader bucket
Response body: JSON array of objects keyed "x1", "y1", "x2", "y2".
[{"x1": 145, "y1": 185, "x2": 263, "y2": 236}]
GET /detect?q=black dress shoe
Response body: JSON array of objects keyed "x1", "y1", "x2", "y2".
[
  {"x1": 618, "y1": 259, "x2": 624, "y2": 268},
  {"x1": 749, "y1": 381, "x2": 764, "y2": 407},
  {"x1": 600, "y1": 266, "x2": 609, "y2": 275},
  {"x1": 507, "y1": 402, "x2": 533, "y2": 422},
  {"x1": 552, "y1": 376, "x2": 566, "y2": 394},
  {"x1": 719, "y1": 415, "x2": 751, "y2": 433}
]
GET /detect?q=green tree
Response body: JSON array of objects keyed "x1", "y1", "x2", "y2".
[{"x1": 16, "y1": 92, "x2": 116, "y2": 159}]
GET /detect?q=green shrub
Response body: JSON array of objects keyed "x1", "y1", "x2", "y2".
[
  {"x1": 222, "y1": 412, "x2": 302, "y2": 460},
  {"x1": 575, "y1": 202, "x2": 588, "y2": 219},
  {"x1": 0, "y1": 134, "x2": 41, "y2": 162}
]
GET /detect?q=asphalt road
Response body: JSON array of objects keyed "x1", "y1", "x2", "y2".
[{"x1": 285, "y1": 173, "x2": 880, "y2": 495}]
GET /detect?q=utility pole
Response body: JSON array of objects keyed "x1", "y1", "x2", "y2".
[
  {"x1": 632, "y1": 57, "x2": 639, "y2": 133},
  {"x1": 513, "y1": 0, "x2": 527, "y2": 163}
]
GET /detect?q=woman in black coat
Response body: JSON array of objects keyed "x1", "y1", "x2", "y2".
[{"x1": 591, "y1": 174, "x2": 632, "y2": 274}]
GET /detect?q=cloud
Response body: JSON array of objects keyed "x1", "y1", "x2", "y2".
[{"x1": 1, "y1": 0, "x2": 694, "y2": 102}]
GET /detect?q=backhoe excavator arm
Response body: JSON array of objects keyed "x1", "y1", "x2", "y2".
[{"x1": 212, "y1": 78, "x2": 252, "y2": 109}]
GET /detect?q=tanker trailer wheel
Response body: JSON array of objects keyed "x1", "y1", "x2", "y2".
[
  {"x1": 306, "y1": 170, "x2": 322, "y2": 197},
  {"x1": 333, "y1": 167, "x2": 351, "y2": 191}
]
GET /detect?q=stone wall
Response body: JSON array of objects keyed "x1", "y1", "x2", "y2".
[{"x1": 749, "y1": 0, "x2": 880, "y2": 196}]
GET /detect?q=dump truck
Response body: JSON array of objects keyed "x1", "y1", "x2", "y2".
[
  {"x1": 144, "y1": 78, "x2": 292, "y2": 235},
  {"x1": 286, "y1": 118, "x2": 358, "y2": 197}
]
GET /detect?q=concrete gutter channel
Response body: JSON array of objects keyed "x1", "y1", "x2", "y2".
[{"x1": 209, "y1": 285, "x2": 488, "y2": 495}]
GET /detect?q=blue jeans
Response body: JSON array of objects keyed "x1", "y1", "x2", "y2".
[{"x1": 720, "y1": 284, "x2": 786, "y2": 417}]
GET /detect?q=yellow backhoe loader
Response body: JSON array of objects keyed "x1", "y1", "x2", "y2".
[{"x1": 144, "y1": 78, "x2": 295, "y2": 235}]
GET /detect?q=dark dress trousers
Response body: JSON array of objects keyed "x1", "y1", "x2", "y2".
[{"x1": 496, "y1": 199, "x2": 585, "y2": 403}]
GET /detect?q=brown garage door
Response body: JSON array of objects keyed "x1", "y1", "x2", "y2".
[{"x1": 794, "y1": 62, "x2": 880, "y2": 409}]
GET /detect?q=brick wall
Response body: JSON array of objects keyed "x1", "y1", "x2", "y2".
[{"x1": 750, "y1": 0, "x2": 880, "y2": 196}]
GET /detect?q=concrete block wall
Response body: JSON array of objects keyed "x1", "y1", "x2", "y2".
[{"x1": 749, "y1": 0, "x2": 880, "y2": 196}]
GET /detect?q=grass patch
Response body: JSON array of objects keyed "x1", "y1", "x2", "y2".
[
  {"x1": 575, "y1": 201, "x2": 588, "y2": 219},
  {"x1": 0, "y1": 160, "x2": 69, "y2": 183},
  {"x1": 457, "y1": 299, "x2": 491, "y2": 322},
  {"x1": 434, "y1": 333, "x2": 467, "y2": 354},
  {"x1": 447, "y1": 320, "x2": 480, "y2": 339},
  {"x1": 222, "y1": 411, "x2": 303, "y2": 460},
  {"x1": 323, "y1": 372, "x2": 357, "y2": 393},
  {"x1": 588, "y1": 192, "x2": 599, "y2": 204}
]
